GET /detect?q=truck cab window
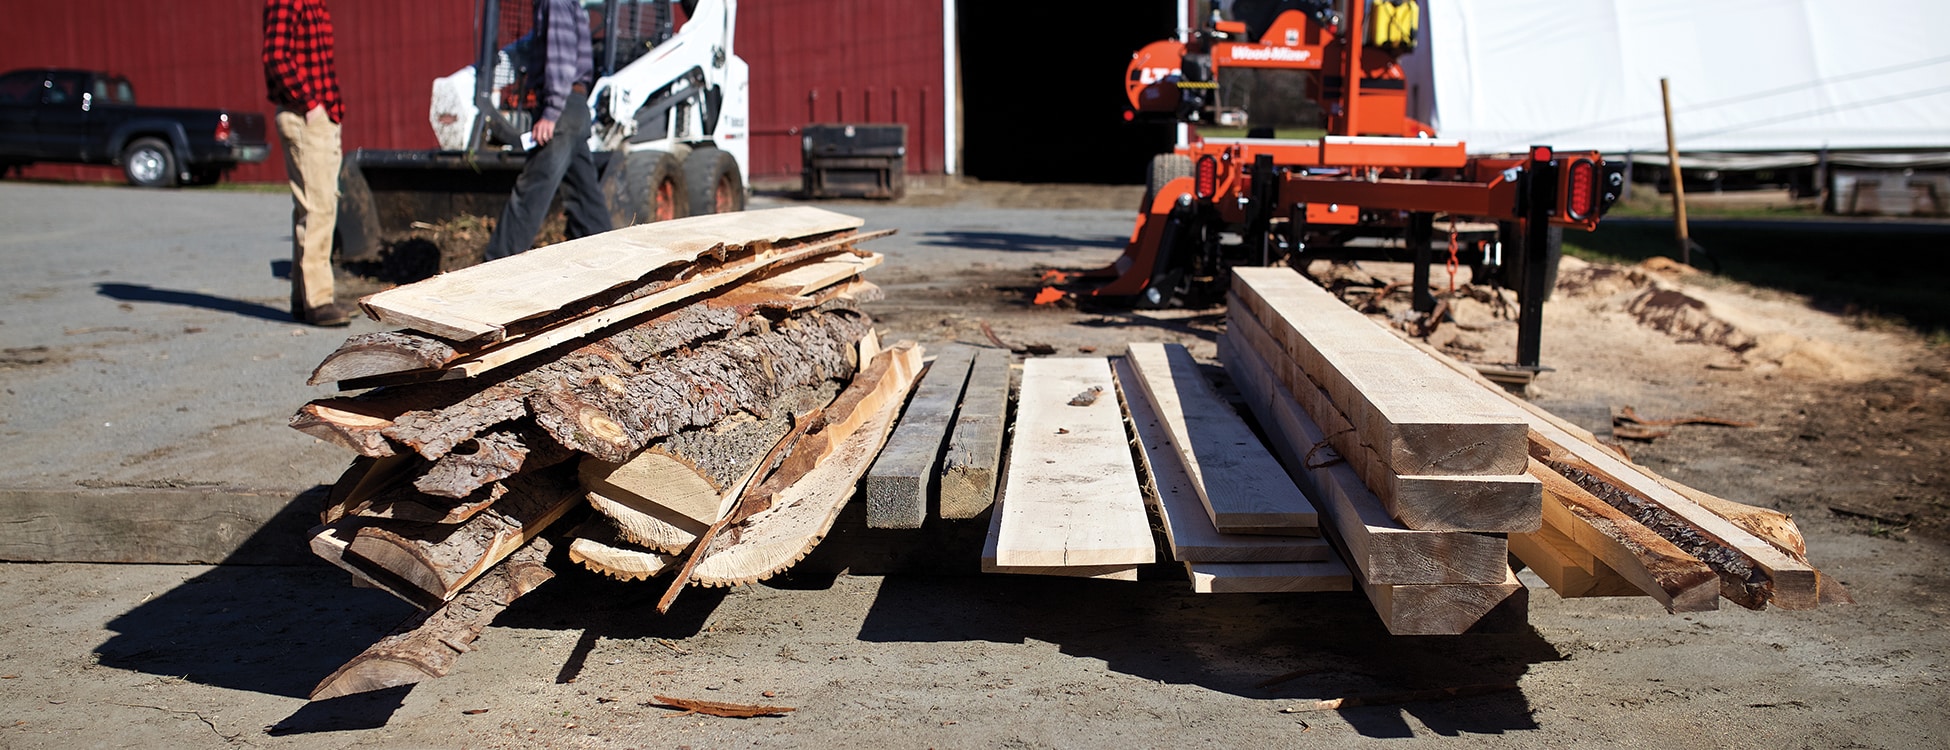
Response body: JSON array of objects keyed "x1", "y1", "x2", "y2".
[{"x1": 0, "y1": 71, "x2": 40, "y2": 104}]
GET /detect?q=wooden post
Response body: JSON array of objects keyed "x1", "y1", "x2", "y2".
[{"x1": 1660, "y1": 78, "x2": 1691, "y2": 266}]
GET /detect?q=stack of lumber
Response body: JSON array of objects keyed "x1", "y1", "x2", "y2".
[
  {"x1": 291, "y1": 207, "x2": 917, "y2": 700},
  {"x1": 862, "y1": 342, "x2": 1014, "y2": 529},
  {"x1": 975, "y1": 349, "x2": 1347, "y2": 593},
  {"x1": 1219, "y1": 267, "x2": 1839, "y2": 635}
]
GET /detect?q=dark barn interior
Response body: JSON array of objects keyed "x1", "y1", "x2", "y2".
[{"x1": 957, "y1": 2, "x2": 1179, "y2": 184}]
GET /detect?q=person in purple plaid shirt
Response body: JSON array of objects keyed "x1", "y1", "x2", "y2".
[
  {"x1": 482, "y1": 0, "x2": 614, "y2": 261},
  {"x1": 263, "y1": 0, "x2": 349, "y2": 326}
]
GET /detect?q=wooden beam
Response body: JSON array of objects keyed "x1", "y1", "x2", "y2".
[
  {"x1": 0, "y1": 487, "x2": 320, "y2": 565},
  {"x1": 981, "y1": 492, "x2": 1139, "y2": 581},
  {"x1": 1111, "y1": 357, "x2": 1332, "y2": 563},
  {"x1": 1124, "y1": 342, "x2": 1319, "y2": 533},
  {"x1": 1225, "y1": 305, "x2": 1539, "y2": 532},
  {"x1": 1219, "y1": 332, "x2": 1510, "y2": 585},
  {"x1": 1230, "y1": 267, "x2": 1529, "y2": 476},
  {"x1": 939, "y1": 347, "x2": 1012, "y2": 520},
  {"x1": 1186, "y1": 559, "x2": 1353, "y2": 593},
  {"x1": 1532, "y1": 460, "x2": 1720, "y2": 611},
  {"x1": 359, "y1": 206, "x2": 865, "y2": 342},
  {"x1": 865, "y1": 344, "x2": 978, "y2": 529},
  {"x1": 1357, "y1": 567, "x2": 1527, "y2": 636},
  {"x1": 992, "y1": 357, "x2": 1155, "y2": 568},
  {"x1": 1391, "y1": 328, "x2": 1829, "y2": 609}
]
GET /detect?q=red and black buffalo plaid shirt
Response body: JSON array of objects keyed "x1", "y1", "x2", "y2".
[{"x1": 262, "y1": 0, "x2": 344, "y2": 122}]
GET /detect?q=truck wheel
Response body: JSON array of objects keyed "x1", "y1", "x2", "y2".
[
  {"x1": 683, "y1": 147, "x2": 745, "y2": 216},
  {"x1": 1141, "y1": 153, "x2": 1193, "y2": 211},
  {"x1": 122, "y1": 137, "x2": 177, "y2": 188},
  {"x1": 623, "y1": 150, "x2": 688, "y2": 225}
]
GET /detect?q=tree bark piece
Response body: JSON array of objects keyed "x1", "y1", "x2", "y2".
[
  {"x1": 352, "y1": 479, "x2": 506, "y2": 526},
  {"x1": 413, "y1": 426, "x2": 574, "y2": 499},
  {"x1": 1226, "y1": 300, "x2": 1541, "y2": 533},
  {"x1": 939, "y1": 347, "x2": 1012, "y2": 519},
  {"x1": 1219, "y1": 332, "x2": 1510, "y2": 585},
  {"x1": 991, "y1": 357, "x2": 1155, "y2": 568},
  {"x1": 1126, "y1": 341, "x2": 1320, "y2": 533},
  {"x1": 528, "y1": 310, "x2": 869, "y2": 463},
  {"x1": 309, "y1": 539, "x2": 555, "y2": 701},
  {"x1": 690, "y1": 343, "x2": 926, "y2": 587},
  {"x1": 1114, "y1": 356, "x2": 1332, "y2": 563},
  {"x1": 345, "y1": 465, "x2": 581, "y2": 603},
  {"x1": 1231, "y1": 267, "x2": 1530, "y2": 475},
  {"x1": 580, "y1": 381, "x2": 840, "y2": 529},
  {"x1": 309, "y1": 331, "x2": 462, "y2": 386},
  {"x1": 865, "y1": 343, "x2": 977, "y2": 529}
]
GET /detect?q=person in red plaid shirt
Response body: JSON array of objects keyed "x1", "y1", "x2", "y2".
[{"x1": 263, "y1": 0, "x2": 349, "y2": 326}]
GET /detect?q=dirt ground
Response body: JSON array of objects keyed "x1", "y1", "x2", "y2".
[{"x1": 2, "y1": 179, "x2": 1947, "y2": 748}]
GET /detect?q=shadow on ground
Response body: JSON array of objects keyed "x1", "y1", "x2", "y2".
[{"x1": 95, "y1": 281, "x2": 291, "y2": 323}]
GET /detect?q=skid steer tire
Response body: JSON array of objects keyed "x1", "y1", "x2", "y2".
[
  {"x1": 622, "y1": 149, "x2": 689, "y2": 226},
  {"x1": 1141, "y1": 153, "x2": 1193, "y2": 211},
  {"x1": 683, "y1": 146, "x2": 745, "y2": 216},
  {"x1": 333, "y1": 161, "x2": 383, "y2": 262}
]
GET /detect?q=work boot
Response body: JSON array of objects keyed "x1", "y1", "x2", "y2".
[{"x1": 300, "y1": 302, "x2": 352, "y2": 327}]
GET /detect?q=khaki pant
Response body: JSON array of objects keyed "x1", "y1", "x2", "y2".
[{"x1": 276, "y1": 105, "x2": 342, "y2": 314}]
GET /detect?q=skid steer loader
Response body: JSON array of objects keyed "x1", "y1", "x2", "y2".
[{"x1": 334, "y1": 0, "x2": 750, "y2": 268}]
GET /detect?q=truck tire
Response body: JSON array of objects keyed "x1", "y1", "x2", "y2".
[
  {"x1": 623, "y1": 149, "x2": 688, "y2": 225},
  {"x1": 1141, "y1": 153, "x2": 1193, "y2": 211},
  {"x1": 122, "y1": 137, "x2": 177, "y2": 188},
  {"x1": 683, "y1": 146, "x2": 745, "y2": 216}
]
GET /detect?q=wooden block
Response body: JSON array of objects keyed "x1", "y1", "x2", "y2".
[
  {"x1": 1359, "y1": 567, "x2": 1527, "y2": 636},
  {"x1": 1112, "y1": 357, "x2": 1333, "y2": 563},
  {"x1": 0, "y1": 487, "x2": 321, "y2": 565},
  {"x1": 993, "y1": 358, "x2": 1155, "y2": 568},
  {"x1": 981, "y1": 492, "x2": 1139, "y2": 581},
  {"x1": 865, "y1": 344, "x2": 978, "y2": 529},
  {"x1": 939, "y1": 347, "x2": 1012, "y2": 519},
  {"x1": 1186, "y1": 558, "x2": 1353, "y2": 593},
  {"x1": 1230, "y1": 267, "x2": 1529, "y2": 476},
  {"x1": 1225, "y1": 305, "x2": 1540, "y2": 532},
  {"x1": 1125, "y1": 342, "x2": 1319, "y2": 533},
  {"x1": 360, "y1": 206, "x2": 864, "y2": 342},
  {"x1": 1218, "y1": 332, "x2": 1509, "y2": 585},
  {"x1": 748, "y1": 252, "x2": 884, "y2": 296},
  {"x1": 1508, "y1": 523, "x2": 1643, "y2": 599}
]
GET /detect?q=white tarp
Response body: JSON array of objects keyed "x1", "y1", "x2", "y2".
[{"x1": 1419, "y1": 0, "x2": 1950, "y2": 156}]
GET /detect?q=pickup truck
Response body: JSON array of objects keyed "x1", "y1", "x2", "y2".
[{"x1": 0, "y1": 68, "x2": 270, "y2": 187}]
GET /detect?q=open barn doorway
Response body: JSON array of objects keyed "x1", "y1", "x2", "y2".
[{"x1": 958, "y1": 2, "x2": 1179, "y2": 184}]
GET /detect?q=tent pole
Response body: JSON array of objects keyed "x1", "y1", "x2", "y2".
[{"x1": 1660, "y1": 77, "x2": 1691, "y2": 266}]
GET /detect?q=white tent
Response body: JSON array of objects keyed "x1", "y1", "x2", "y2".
[{"x1": 1416, "y1": 0, "x2": 1950, "y2": 157}]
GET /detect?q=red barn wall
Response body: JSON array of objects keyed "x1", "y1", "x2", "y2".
[
  {"x1": 737, "y1": 0, "x2": 948, "y2": 177},
  {"x1": 0, "y1": 0, "x2": 478, "y2": 184},
  {"x1": 2, "y1": 0, "x2": 948, "y2": 185}
]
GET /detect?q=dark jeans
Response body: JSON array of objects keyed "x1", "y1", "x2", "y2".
[{"x1": 483, "y1": 90, "x2": 613, "y2": 261}]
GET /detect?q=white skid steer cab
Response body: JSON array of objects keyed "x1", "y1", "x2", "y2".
[{"x1": 336, "y1": 0, "x2": 750, "y2": 264}]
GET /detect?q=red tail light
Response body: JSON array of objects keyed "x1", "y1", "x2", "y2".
[
  {"x1": 1195, "y1": 155, "x2": 1219, "y2": 200},
  {"x1": 215, "y1": 115, "x2": 232, "y2": 144},
  {"x1": 1565, "y1": 158, "x2": 1595, "y2": 220}
]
